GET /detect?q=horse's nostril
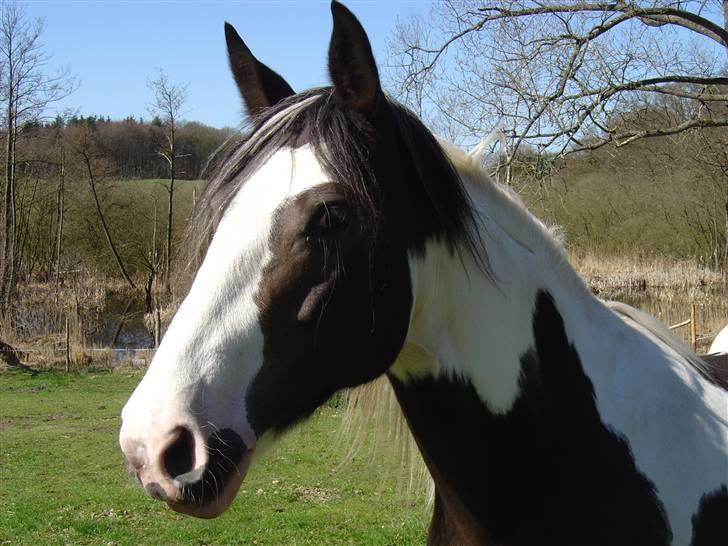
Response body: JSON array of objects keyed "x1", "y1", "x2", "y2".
[{"x1": 162, "y1": 427, "x2": 195, "y2": 480}]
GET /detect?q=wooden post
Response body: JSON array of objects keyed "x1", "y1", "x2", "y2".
[
  {"x1": 154, "y1": 307, "x2": 161, "y2": 348},
  {"x1": 65, "y1": 317, "x2": 70, "y2": 372},
  {"x1": 690, "y1": 304, "x2": 697, "y2": 352}
]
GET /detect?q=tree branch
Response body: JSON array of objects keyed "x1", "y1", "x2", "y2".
[{"x1": 477, "y1": 2, "x2": 728, "y2": 47}]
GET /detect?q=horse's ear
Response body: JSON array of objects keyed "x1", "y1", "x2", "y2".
[
  {"x1": 328, "y1": 1, "x2": 382, "y2": 114},
  {"x1": 224, "y1": 22, "x2": 295, "y2": 116}
]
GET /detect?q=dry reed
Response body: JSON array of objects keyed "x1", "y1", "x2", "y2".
[{"x1": 572, "y1": 253, "x2": 726, "y2": 293}]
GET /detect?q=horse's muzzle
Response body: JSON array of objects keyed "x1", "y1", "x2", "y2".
[{"x1": 121, "y1": 426, "x2": 252, "y2": 518}]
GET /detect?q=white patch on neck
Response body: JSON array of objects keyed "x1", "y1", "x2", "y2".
[
  {"x1": 391, "y1": 138, "x2": 593, "y2": 412},
  {"x1": 397, "y1": 234, "x2": 537, "y2": 414},
  {"x1": 571, "y1": 302, "x2": 728, "y2": 545}
]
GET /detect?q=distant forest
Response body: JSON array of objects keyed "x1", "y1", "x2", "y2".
[{"x1": 22, "y1": 115, "x2": 233, "y2": 181}]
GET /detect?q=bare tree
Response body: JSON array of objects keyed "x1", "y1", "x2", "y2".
[
  {"x1": 67, "y1": 124, "x2": 135, "y2": 288},
  {"x1": 390, "y1": 0, "x2": 727, "y2": 152},
  {"x1": 52, "y1": 121, "x2": 66, "y2": 283},
  {"x1": 389, "y1": 0, "x2": 728, "y2": 267},
  {"x1": 687, "y1": 122, "x2": 728, "y2": 267},
  {"x1": 141, "y1": 196, "x2": 161, "y2": 315},
  {"x1": 148, "y1": 68, "x2": 188, "y2": 295},
  {"x1": 0, "y1": 2, "x2": 75, "y2": 313}
]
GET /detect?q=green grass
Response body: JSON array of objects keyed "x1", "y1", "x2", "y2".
[
  {"x1": 114, "y1": 178, "x2": 205, "y2": 203},
  {"x1": 0, "y1": 370, "x2": 429, "y2": 545},
  {"x1": 124, "y1": 178, "x2": 204, "y2": 187}
]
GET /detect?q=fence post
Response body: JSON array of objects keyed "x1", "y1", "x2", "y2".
[
  {"x1": 65, "y1": 317, "x2": 71, "y2": 372},
  {"x1": 154, "y1": 308, "x2": 161, "y2": 348},
  {"x1": 690, "y1": 304, "x2": 697, "y2": 352}
]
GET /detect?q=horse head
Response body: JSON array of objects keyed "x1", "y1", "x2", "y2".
[{"x1": 118, "y1": 1, "x2": 476, "y2": 518}]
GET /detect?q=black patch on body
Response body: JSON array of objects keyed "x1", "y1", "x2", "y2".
[
  {"x1": 698, "y1": 353, "x2": 728, "y2": 390},
  {"x1": 691, "y1": 486, "x2": 728, "y2": 546},
  {"x1": 389, "y1": 290, "x2": 672, "y2": 546}
]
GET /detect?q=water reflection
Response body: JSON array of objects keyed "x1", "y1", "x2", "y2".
[{"x1": 12, "y1": 290, "x2": 153, "y2": 350}]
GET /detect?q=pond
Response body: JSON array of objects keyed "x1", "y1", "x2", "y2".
[{"x1": 9, "y1": 288, "x2": 154, "y2": 365}]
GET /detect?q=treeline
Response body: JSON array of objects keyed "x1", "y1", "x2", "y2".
[
  {"x1": 9, "y1": 110, "x2": 725, "y2": 297},
  {"x1": 23, "y1": 115, "x2": 233, "y2": 180},
  {"x1": 4, "y1": 115, "x2": 233, "y2": 296}
]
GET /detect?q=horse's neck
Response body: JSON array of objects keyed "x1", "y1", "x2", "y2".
[
  {"x1": 388, "y1": 168, "x2": 727, "y2": 545},
  {"x1": 387, "y1": 215, "x2": 666, "y2": 543},
  {"x1": 387, "y1": 173, "x2": 611, "y2": 543},
  {"x1": 392, "y1": 170, "x2": 603, "y2": 413}
]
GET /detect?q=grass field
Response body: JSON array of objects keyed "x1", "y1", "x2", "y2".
[
  {"x1": 125, "y1": 178, "x2": 205, "y2": 190},
  {"x1": 0, "y1": 370, "x2": 429, "y2": 545}
]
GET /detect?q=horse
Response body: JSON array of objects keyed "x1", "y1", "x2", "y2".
[
  {"x1": 710, "y1": 324, "x2": 728, "y2": 355},
  {"x1": 119, "y1": 2, "x2": 728, "y2": 544}
]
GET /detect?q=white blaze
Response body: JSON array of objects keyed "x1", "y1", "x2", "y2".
[{"x1": 120, "y1": 144, "x2": 329, "y2": 452}]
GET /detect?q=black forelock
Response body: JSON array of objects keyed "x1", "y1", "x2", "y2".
[{"x1": 189, "y1": 87, "x2": 487, "y2": 273}]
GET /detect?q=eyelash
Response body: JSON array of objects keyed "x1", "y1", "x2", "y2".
[{"x1": 307, "y1": 202, "x2": 349, "y2": 238}]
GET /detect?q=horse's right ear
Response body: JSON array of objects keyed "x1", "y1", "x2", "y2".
[
  {"x1": 327, "y1": 1, "x2": 382, "y2": 115},
  {"x1": 224, "y1": 22, "x2": 295, "y2": 117}
]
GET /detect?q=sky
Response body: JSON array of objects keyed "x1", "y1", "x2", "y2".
[{"x1": 25, "y1": 1, "x2": 432, "y2": 129}]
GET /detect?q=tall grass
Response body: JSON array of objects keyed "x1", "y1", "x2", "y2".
[{"x1": 572, "y1": 253, "x2": 726, "y2": 292}]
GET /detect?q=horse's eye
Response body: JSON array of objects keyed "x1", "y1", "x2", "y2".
[{"x1": 308, "y1": 202, "x2": 349, "y2": 237}]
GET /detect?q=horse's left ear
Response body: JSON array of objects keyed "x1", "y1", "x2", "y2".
[
  {"x1": 225, "y1": 22, "x2": 295, "y2": 116},
  {"x1": 328, "y1": 1, "x2": 382, "y2": 114}
]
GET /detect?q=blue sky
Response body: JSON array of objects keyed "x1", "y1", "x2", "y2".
[{"x1": 26, "y1": 1, "x2": 432, "y2": 128}]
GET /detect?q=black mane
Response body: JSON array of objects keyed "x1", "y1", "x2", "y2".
[{"x1": 190, "y1": 87, "x2": 488, "y2": 273}]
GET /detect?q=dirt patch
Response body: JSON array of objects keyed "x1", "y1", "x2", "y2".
[{"x1": 293, "y1": 485, "x2": 340, "y2": 503}]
